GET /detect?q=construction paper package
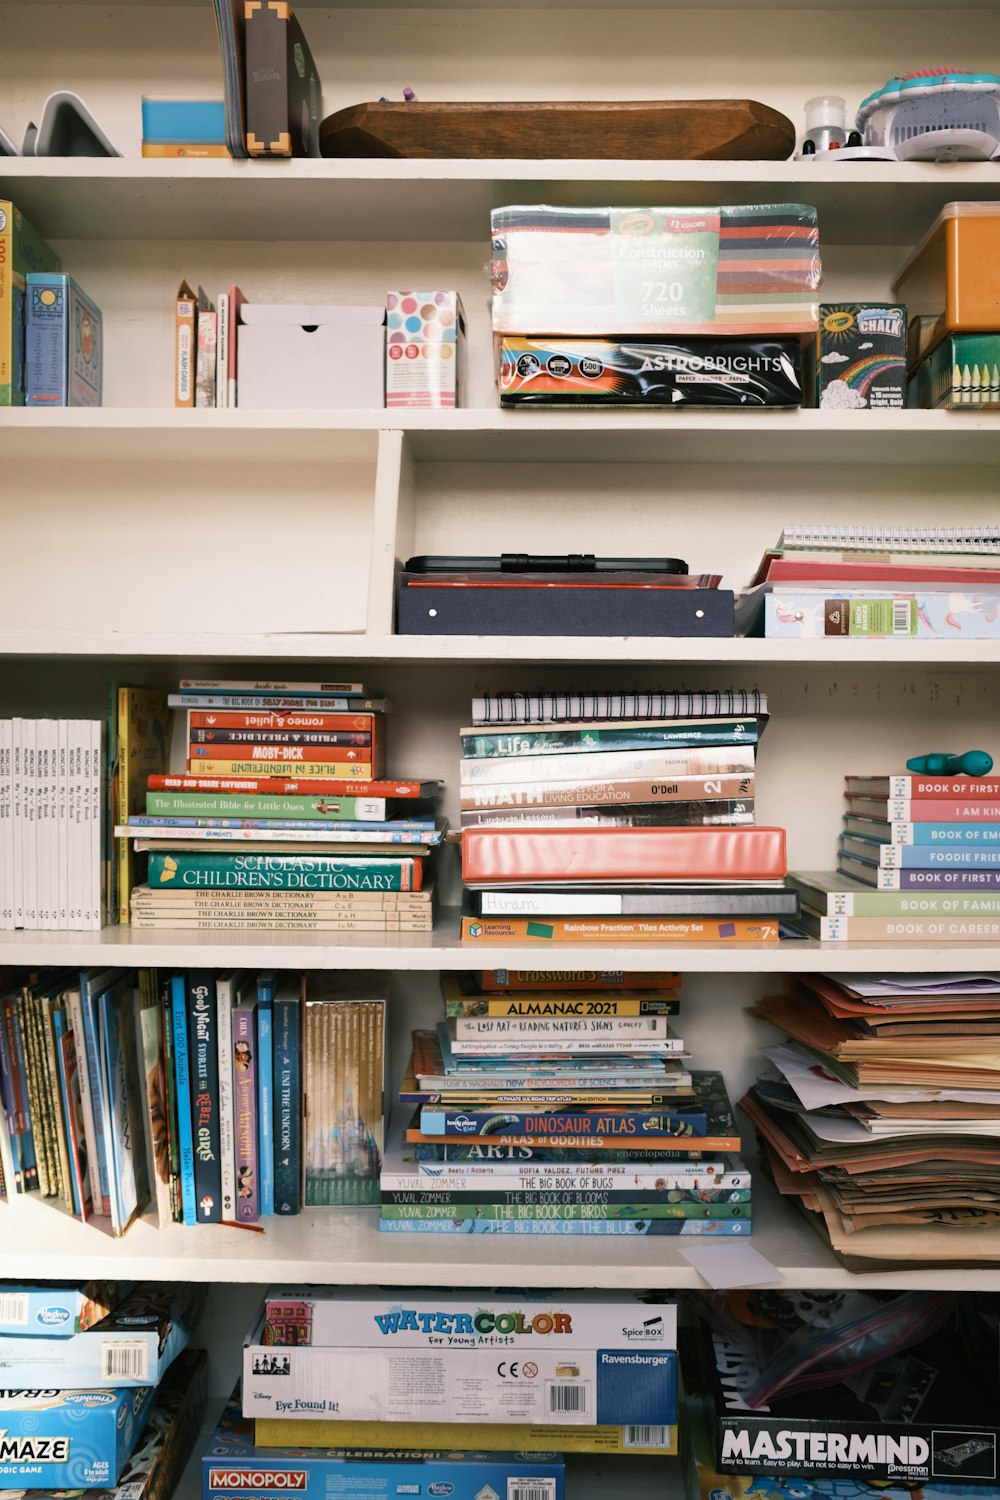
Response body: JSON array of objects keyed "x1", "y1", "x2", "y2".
[{"x1": 490, "y1": 204, "x2": 822, "y2": 336}]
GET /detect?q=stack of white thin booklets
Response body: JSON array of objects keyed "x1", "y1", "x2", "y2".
[
  {"x1": 738, "y1": 524, "x2": 1000, "y2": 641},
  {"x1": 0, "y1": 718, "x2": 103, "y2": 931}
]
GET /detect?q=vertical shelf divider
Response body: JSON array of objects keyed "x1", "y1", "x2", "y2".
[{"x1": 366, "y1": 429, "x2": 417, "y2": 636}]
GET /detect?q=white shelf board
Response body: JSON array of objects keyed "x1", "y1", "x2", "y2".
[
  {"x1": 3, "y1": 1174, "x2": 994, "y2": 1290},
  {"x1": 4, "y1": 409, "x2": 1000, "y2": 467},
  {"x1": 2, "y1": 158, "x2": 999, "y2": 244},
  {"x1": 53, "y1": 0, "x2": 1000, "y2": 9},
  {"x1": 2, "y1": 915, "x2": 1000, "y2": 972},
  {"x1": 1, "y1": 629, "x2": 999, "y2": 667}
]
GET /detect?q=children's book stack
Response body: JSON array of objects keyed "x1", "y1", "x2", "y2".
[
  {"x1": 458, "y1": 691, "x2": 793, "y2": 944},
  {"x1": 788, "y1": 767, "x2": 1000, "y2": 941},
  {"x1": 240, "y1": 1285, "x2": 677, "y2": 1456},
  {"x1": 380, "y1": 968, "x2": 752, "y2": 1237},
  {"x1": 741, "y1": 969, "x2": 1000, "y2": 1270},
  {"x1": 737, "y1": 524, "x2": 1000, "y2": 641},
  {"x1": 117, "y1": 679, "x2": 443, "y2": 932},
  {"x1": 0, "y1": 967, "x2": 385, "y2": 1225},
  {"x1": 0, "y1": 1283, "x2": 207, "y2": 1500}
]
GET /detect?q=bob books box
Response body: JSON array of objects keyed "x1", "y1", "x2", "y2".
[
  {"x1": 261, "y1": 1287, "x2": 677, "y2": 1349},
  {"x1": 242, "y1": 1318, "x2": 677, "y2": 1429},
  {"x1": 0, "y1": 1384, "x2": 158, "y2": 1488},
  {"x1": 203, "y1": 1395, "x2": 564, "y2": 1500}
]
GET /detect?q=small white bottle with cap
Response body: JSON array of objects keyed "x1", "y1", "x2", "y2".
[{"x1": 803, "y1": 94, "x2": 847, "y2": 150}]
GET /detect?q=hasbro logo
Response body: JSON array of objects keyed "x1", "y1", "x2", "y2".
[
  {"x1": 429, "y1": 1486, "x2": 454, "y2": 1496},
  {"x1": 37, "y1": 1307, "x2": 70, "y2": 1327}
]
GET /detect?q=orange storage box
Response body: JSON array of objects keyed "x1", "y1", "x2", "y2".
[{"x1": 894, "y1": 201, "x2": 1000, "y2": 363}]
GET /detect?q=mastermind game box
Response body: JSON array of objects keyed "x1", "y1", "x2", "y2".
[
  {"x1": 205, "y1": 1394, "x2": 565, "y2": 1500},
  {"x1": 261, "y1": 1287, "x2": 677, "y2": 1348}
]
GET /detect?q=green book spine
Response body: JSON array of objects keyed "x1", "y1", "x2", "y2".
[
  {"x1": 461, "y1": 718, "x2": 759, "y2": 758},
  {"x1": 380, "y1": 1200, "x2": 750, "y2": 1222},
  {"x1": 146, "y1": 792, "x2": 377, "y2": 819},
  {"x1": 147, "y1": 851, "x2": 419, "y2": 891}
]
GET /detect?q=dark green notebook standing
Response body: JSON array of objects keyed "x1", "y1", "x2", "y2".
[{"x1": 244, "y1": 0, "x2": 321, "y2": 157}]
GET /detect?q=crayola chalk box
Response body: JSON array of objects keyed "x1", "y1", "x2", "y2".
[
  {"x1": 205, "y1": 1394, "x2": 565, "y2": 1500},
  {"x1": 498, "y1": 337, "x2": 803, "y2": 407},
  {"x1": 0, "y1": 1281, "x2": 124, "y2": 1337},
  {"x1": 242, "y1": 1317, "x2": 678, "y2": 1429},
  {"x1": 817, "y1": 304, "x2": 906, "y2": 410},
  {"x1": 0, "y1": 1383, "x2": 158, "y2": 1488},
  {"x1": 261, "y1": 1286, "x2": 677, "y2": 1348}
]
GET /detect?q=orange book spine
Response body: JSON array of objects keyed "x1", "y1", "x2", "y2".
[
  {"x1": 186, "y1": 759, "x2": 376, "y2": 778},
  {"x1": 462, "y1": 915, "x2": 778, "y2": 943},
  {"x1": 189, "y1": 744, "x2": 373, "y2": 765},
  {"x1": 478, "y1": 971, "x2": 682, "y2": 991},
  {"x1": 462, "y1": 826, "x2": 787, "y2": 884}
]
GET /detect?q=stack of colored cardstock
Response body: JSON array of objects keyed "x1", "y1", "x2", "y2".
[
  {"x1": 246, "y1": 1286, "x2": 679, "y2": 1455},
  {"x1": 459, "y1": 689, "x2": 791, "y2": 943},
  {"x1": 825, "y1": 769, "x2": 1000, "y2": 937},
  {"x1": 738, "y1": 523, "x2": 1000, "y2": 641},
  {"x1": 742, "y1": 970, "x2": 1000, "y2": 1269},
  {"x1": 380, "y1": 969, "x2": 752, "y2": 1236},
  {"x1": 119, "y1": 678, "x2": 443, "y2": 932}
]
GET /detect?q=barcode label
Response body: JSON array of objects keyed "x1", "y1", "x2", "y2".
[
  {"x1": 892, "y1": 600, "x2": 913, "y2": 635},
  {"x1": 115, "y1": 1483, "x2": 146, "y2": 1500},
  {"x1": 100, "y1": 1339, "x2": 149, "y2": 1382},
  {"x1": 0, "y1": 1295, "x2": 28, "y2": 1325},
  {"x1": 547, "y1": 1383, "x2": 586, "y2": 1413},
  {"x1": 624, "y1": 1425, "x2": 670, "y2": 1449},
  {"x1": 508, "y1": 1483, "x2": 556, "y2": 1500}
]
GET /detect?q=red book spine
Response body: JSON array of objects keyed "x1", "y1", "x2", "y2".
[
  {"x1": 190, "y1": 729, "x2": 371, "y2": 746},
  {"x1": 188, "y1": 712, "x2": 375, "y2": 730},
  {"x1": 189, "y1": 744, "x2": 372, "y2": 764},
  {"x1": 147, "y1": 774, "x2": 433, "y2": 797},
  {"x1": 768, "y1": 560, "x2": 1000, "y2": 588},
  {"x1": 846, "y1": 798, "x2": 1000, "y2": 822},
  {"x1": 462, "y1": 825, "x2": 787, "y2": 884}
]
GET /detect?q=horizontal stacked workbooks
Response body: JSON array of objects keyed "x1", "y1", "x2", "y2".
[
  {"x1": 0, "y1": 967, "x2": 385, "y2": 1225},
  {"x1": 459, "y1": 689, "x2": 793, "y2": 943},
  {"x1": 741, "y1": 970, "x2": 1000, "y2": 1270},
  {"x1": 738, "y1": 524, "x2": 1000, "y2": 640},
  {"x1": 381, "y1": 969, "x2": 752, "y2": 1236},
  {"x1": 117, "y1": 679, "x2": 443, "y2": 931},
  {"x1": 0, "y1": 718, "x2": 103, "y2": 930},
  {"x1": 789, "y1": 771, "x2": 1000, "y2": 940}
]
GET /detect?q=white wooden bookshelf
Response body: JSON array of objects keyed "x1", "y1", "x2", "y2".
[{"x1": 4, "y1": 0, "x2": 1000, "y2": 1446}]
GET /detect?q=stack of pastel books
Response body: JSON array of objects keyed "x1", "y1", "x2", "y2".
[
  {"x1": 737, "y1": 523, "x2": 1000, "y2": 641},
  {"x1": 790, "y1": 768, "x2": 1000, "y2": 942},
  {"x1": 742, "y1": 970, "x2": 1000, "y2": 1270},
  {"x1": 379, "y1": 968, "x2": 752, "y2": 1237},
  {"x1": 117, "y1": 678, "x2": 443, "y2": 932},
  {"x1": 458, "y1": 690, "x2": 794, "y2": 944}
]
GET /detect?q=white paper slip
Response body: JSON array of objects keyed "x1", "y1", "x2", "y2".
[{"x1": 678, "y1": 1242, "x2": 783, "y2": 1289}]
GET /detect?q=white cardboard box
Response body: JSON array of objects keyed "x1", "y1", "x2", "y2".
[{"x1": 237, "y1": 304, "x2": 384, "y2": 409}]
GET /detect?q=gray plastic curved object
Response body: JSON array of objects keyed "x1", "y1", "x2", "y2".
[{"x1": 28, "y1": 92, "x2": 120, "y2": 157}]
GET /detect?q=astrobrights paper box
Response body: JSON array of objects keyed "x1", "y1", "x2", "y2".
[
  {"x1": 204, "y1": 1393, "x2": 565, "y2": 1500},
  {"x1": 0, "y1": 1383, "x2": 158, "y2": 1488},
  {"x1": 0, "y1": 1283, "x2": 205, "y2": 1388},
  {"x1": 0, "y1": 1282, "x2": 124, "y2": 1337},
  {"x1": 243, "y1": 1316, "x2": 677, "y2": 1428},
  {"x1": 261, "y1": 1287, "x2": 677, "y2": 1349}
]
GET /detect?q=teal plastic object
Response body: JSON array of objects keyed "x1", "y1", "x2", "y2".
[{"x1": 906, "y1": 750, "x2": 994, "y2": 775}]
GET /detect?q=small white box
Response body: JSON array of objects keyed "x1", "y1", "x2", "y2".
[{"x1": 237, "y1": 304, "x2": 384, "y2": 409}]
